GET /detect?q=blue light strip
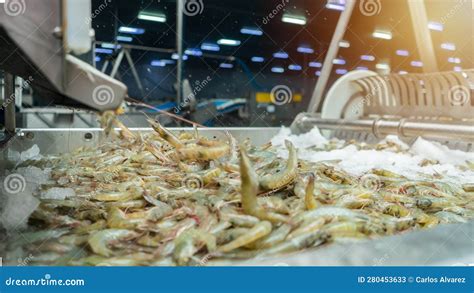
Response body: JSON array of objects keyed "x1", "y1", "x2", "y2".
[
  {"x1": 273, "y1": 51, "x2": 289, "y2": 59},
  {"x1": 360, "y1": 55, "x2": 375, "y2": 61},
  {"x1": 396, "y1": 50, "x2": 409, "y2": 56},
  {"x1": 309, "y1": 61, "x2": 322, "y2": 68},
  {"x1": 251, "y1": 56, "x2": 265, "y2": 63},
  {"x1": 288, "y1": 64, "x2": 302, "y2": 71},
  {"x1": 118, "y1": 26, "x2": 145, "y2": 35},
  {"x1": 220, "y1": 63, "x2": 234, "y2": 69},
  {"x1": 116, "y1": 36, "x2": 133, "y2": 42},
  {"x1": 95, "y1": 48, "x2": 113, "y2": 54},
  {"x1": 184, "y1": 48, "x2": 203, "y2": 56},
  {"x1": 240, "y1": 27, "x2": 263, "y2": 36},
  {"x1": 271, "y1": 66, "x2": 285, "y2": 73},
  {"x1": 201, "y1": 43, "x2": 220, "y2": 51},
  {"x1": 297, "y1": 46, "x2": 314, "y2": 54}
]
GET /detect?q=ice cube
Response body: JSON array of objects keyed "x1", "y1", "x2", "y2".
[
  {"x1": 40, "y1": 187, "x2": 76, "y2": 200},
  {"x1": 0, "y1": 192, "x2": 40, "y2": 231}
]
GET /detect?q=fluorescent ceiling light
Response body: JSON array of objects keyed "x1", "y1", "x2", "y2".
[
  {"x1": 326, "y1": 3, "x2": 345, "y2": 11},
  {"x1": 410, "y1": 60, "x2": 423, "y2": 67},
  {"x1": 398, "y1": 71, "x2": 408, "y2": 75},
  {"x1": 95, "y1": 56, "x2": 101, "y2": 62},
  {"x1": 240, "y1": 27, "x2": 263, "y2": 36},
  {"x1": 356, "y1": 66, "x2": 368, "y2": 70},
  {"x1": 297, "y1": 46, "x2": 314, "y2": 54},
  {"x1": 171, "y1": 53, "x2": 188, "y2": 60},
  {"x1": 360, "y1": 55, "x2": 375, "y2": 61},
  {"x1": 95, "y1": 48, "x2": 113, "y2": 54},
  {"x1": 453, "y1": 66, "x2": 462, "y2": 72},
  {"x1": 117, "y1": 36, "x2": 133, "y2": 42},
  {"x1": 339, "y1": 40, "x2": 350, "y2": 48},
  {"x1": 441, "y1": 42, "x2": 456, "y2": 51},
  {"x1": 333, "y1": 58, "x2": 346, "y2": 65},
  {"x1": 428, "y1": 21, "x2": 443, "y2": 31},
  {"x1": 396, "y1": 49, "x2": 409, "y2": 56},
  {"x1": 448, "y1": 57, "x2": 461, "y2": 64},
  {"x1": 273, "y1": 51, "x2": 289, "y2": 59},
  {"x1": 271, "y1": 67, "x2": 285, "y2": 73},
  {"x1": 251, "y1": 56, "x2": 265, "y2": 63},
  {"x1": 288, "y1": 64, "x2": 302, "y2": 71},
  {"x1": 138, "y1": 12, "x2": 166, "y2": 23},
  {"x1": 184, "y1": 48, "x2": 203, "y2": 56},
  {"x1": 118, "y1": 26, "x2": 145, "y2": 35},
  {"x1": 201, "y1": 43, "x2": 220, "y2": 52},
  {"x1": 376, "y1": 63, "x2": 390, "y2": 70},
  {"x1": 101, "y1": 43, "x2": 121, "y2": 49},
  {"x1": 372, "y1": 30, "x2": 392, "y2": 40},
  {"x1": 309, "y1": 62, "x2": 322, "y2": 68},
  {"x1": 315, "y1": 71, "x2": 321, "y2": 76},
  {"x1": 282, "y1": 14, "x2": 306, "y2": 25},
  {"x1": 161, "y1": 59, "x2": 175, "y2": 65},
  {"x1": 335, "y1": 69, "x2": 347, "y2": 75},
  {"x1": 151, "y1": 60, "x2": 167, "y2": 67},
  {"x1": 220, "y1": 63, "x2": 234, "y2": 69},
  {"x1": 217, "y1": 39, "x2": 241, "y2": 46}
]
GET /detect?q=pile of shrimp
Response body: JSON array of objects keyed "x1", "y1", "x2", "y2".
[{"x1": 4, "y1": 112, "x2": 474, "y2": 266}]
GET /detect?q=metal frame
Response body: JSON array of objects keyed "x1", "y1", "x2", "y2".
[
  {"x1": 176, "y1": 0, "x2": 184, "y2": 105},
  {"x1": 100, "y1": 47, "x2": 145, "y2": 97},
  {"x1": 291, "y1": 114, "x2": 474, "y2": 142},
  {"x1": 307, "y1": 0, "x2": 439, "y2": 112},
  {"x1": 307, "y1": 0, "x2": 356, "y2": 113}
]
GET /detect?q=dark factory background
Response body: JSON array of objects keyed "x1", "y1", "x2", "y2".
[{"x1": 89, "y1": 0, "x2": 471, "y2": 126}]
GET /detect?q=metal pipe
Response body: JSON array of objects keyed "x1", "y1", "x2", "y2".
[
  {"x1": 4, "y1": 73, "x2": 16, "y2": 135},
  {"x1": 110, "y1": 49, "x2": 125, "y2": 78},
  {"x1": 176, "y1": 0, "x2": 184, "y2": 105},
  {"x1": 123, "y1": 49, "x2": 145, "y2": 96},
  {"x1": 296, "y1": 116, "x2": 474, "y2": 141},
  {"x1": 307, "y1": 0, "x2": 356, "y2": 113}
]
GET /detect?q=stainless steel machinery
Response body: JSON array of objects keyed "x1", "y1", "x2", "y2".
[{"x1": 0, "y1": 0, "x2": 127, "y2": 137}]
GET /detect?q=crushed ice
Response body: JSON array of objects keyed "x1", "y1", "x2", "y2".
[{"x1": 273, "y1": 126, "x2": 474, "y2": 184}]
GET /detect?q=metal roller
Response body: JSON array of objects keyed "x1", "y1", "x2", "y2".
[{"x1": 296, "y1": 69, "x2": 473, "y2": 145}]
